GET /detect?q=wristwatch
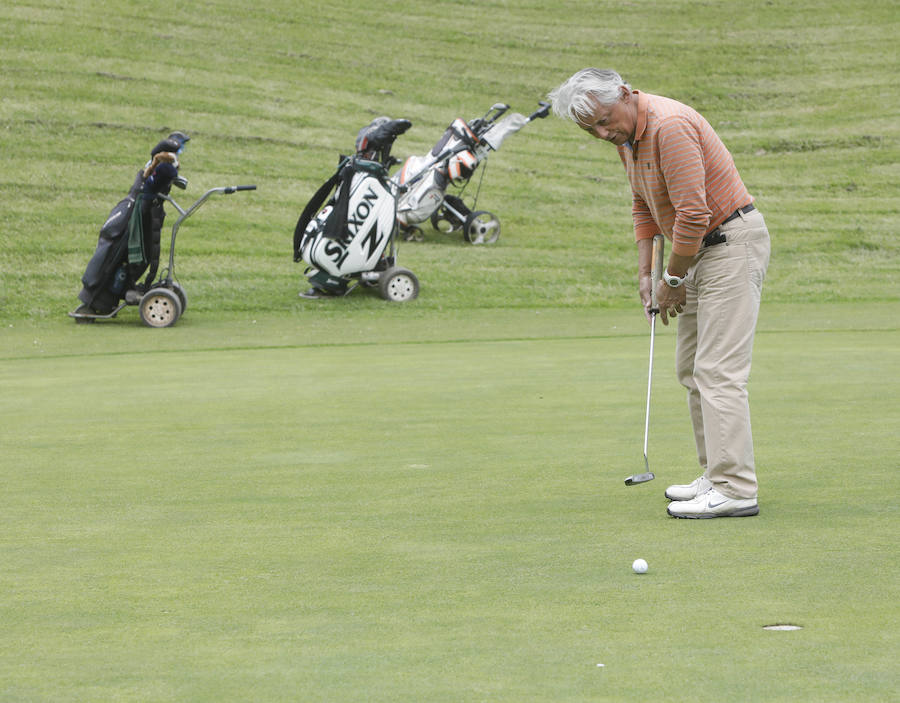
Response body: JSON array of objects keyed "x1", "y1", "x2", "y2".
[{"x1": 663, "y1": 269, "x2": 686, "y2": 288}]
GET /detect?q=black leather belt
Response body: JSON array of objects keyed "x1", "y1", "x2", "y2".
[{"x1": 702, "y1": 204, "x2": 756, "y2": 247}]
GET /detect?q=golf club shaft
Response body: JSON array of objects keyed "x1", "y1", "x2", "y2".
[
  {"x1": 643, "y1": 312, "x2": 655, "y2": 468},
  {"x1": 643, "y1": 234, "x2": 665, "y2": 470}
]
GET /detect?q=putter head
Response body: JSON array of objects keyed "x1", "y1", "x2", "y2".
[{"x1": 624, "y1": 472, "x2": 655, "y2": 486}]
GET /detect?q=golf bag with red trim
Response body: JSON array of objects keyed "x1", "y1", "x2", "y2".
[{"x1": 393, "y1": 101, "x2": 551, "y2": 244}]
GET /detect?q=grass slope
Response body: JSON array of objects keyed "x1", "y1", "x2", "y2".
[{"x1": 1, "y1": 0, "x2": 898, "y2": 319}]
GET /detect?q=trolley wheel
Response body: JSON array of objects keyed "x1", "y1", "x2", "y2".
[
  {"x1": 139, "y1": 287, "x2": 183, "y2": 328},
  {"x1": 171, "y1": 282, "x2": 188, "y2": 313},
  {"x1": 379, "y1": 267, "x2": 419, "y2": 302},
  {"x1": 431, "y1": 208, "x2": 463, "y2": 234},
  {"x1": 464, "y1": 210, "x2": 500, "y2": 244},
  {"x1": 402, "y1": 226, "x2": 425, "y2": 242}
]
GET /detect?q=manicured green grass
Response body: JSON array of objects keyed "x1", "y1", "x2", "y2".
[
  {"x1": 2, "y1": 0, "x2": 899, "y2": 700},
  {"x1": 1, "y1": 307, "x2": 898, "y2": 701}
]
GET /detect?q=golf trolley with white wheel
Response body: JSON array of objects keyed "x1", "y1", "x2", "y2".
[
  {"x1": 378, "y1": 265, "x2": 419, "y2": 302},
  {"x1": 69, "y1": 183, "x2": 256, "y2": 327},
  {"x1": 395, "y1": 100, "x2": 550, "y2": 245},
  {"x1": 426, "y1": 196, "x2": 501, "y2": 245}
]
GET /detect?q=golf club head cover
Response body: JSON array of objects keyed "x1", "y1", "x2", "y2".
[
  {"x1": 166, "y1": 131, "x2": 190, "y2": 153},
  {"x1": 142, "y1": 155, "x2": 179, "y2": 195},
  {"x1": 356, "y1": 118, "x2": 412, "y2": 154},
  {"x1": 143, "y1": 151, "x2": 177, "y2": 179},
  {"x1": 151, "y1": 138, "x2": 183, "y2": 157}
]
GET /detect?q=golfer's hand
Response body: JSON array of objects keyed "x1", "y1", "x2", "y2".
[
  {"x1": 655, "y1": 280, "x2": 686, "y2": 326},
  {"x1": 639, "y1": 273, "x2": 653, "y2": 323}
]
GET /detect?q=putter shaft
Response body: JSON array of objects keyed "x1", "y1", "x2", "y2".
[
  {"x1": 626, "y1": 234, "x2": 664, "y2": 486},
  {"x1": 643, "y1": 311, "x2": 656, "y2": 466}
]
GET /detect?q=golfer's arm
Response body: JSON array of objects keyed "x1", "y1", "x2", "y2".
[
  {"x1": 639, "y1": 237, "x2": 692, "y2": 279},
  {"x1": 666, "y1": 251, "x2": 694, "y2": 279},
  {"x1": 656, "y1": 117, "x2": 708, "y2": 275},
  {"x1": 637, "y1": 236, "x2": 654, "y2": 277}
]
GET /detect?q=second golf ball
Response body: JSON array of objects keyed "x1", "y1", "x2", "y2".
[{"x1": 632, "y1": 558, "x2": 648, "y2": 574}]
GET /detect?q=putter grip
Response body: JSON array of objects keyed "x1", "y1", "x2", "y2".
[{"x1": 650, "y1": 234, "x2": 664, "y2": 312}]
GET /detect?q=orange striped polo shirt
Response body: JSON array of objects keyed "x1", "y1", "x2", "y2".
[{"x1": 617, "y1": 91, "x2": 752, "y2": 256}]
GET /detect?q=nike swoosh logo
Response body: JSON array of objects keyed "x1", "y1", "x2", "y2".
[{"x1": 708, "y1": 499, "x2": 729, "y2": 508}]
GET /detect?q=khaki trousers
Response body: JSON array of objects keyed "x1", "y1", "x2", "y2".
[{"x1": 676, "y1": 208, "x2": 770, "y2": 499}]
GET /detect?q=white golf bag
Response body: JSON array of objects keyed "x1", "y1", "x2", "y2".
[
  {"x1": 394, "y1": 101, "x2": 550, "y2": 244},
  {"x1": 301, "y1": 165, "x2": 395, "y2": 277},
  {"x1": 294, "y1": 119, "x2": 420, "y2": 301}
]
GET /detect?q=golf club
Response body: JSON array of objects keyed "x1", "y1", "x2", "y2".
[{"x1": 625, "y1": 233, "x2": 665, "y2": 486}]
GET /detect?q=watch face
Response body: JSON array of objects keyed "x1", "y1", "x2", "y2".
[{"x1": 665, "y1": 273, "x2": 683, "y2": 287}]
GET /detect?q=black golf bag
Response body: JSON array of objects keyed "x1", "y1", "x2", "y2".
[
  {"x1": 75, "y1": 134, "x2": 188, "y2": 314},
  {"x1": 76, "y1": 173, "x2": 166, "y2": 313}
]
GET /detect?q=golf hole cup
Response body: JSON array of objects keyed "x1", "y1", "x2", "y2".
[{"x1": 632, "y1": 558, "x2": 648, "y2": 574}]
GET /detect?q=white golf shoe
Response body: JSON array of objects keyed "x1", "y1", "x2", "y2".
[
  {"x1": 666, "y1": 487, "x2": 759, "y2": 519},
  {"x1": 665, "y1": 475, "x2": 712, "y2": 501}
]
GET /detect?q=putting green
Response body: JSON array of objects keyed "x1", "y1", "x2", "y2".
[{"x1": 2, "y1": 305, "x2": 897, "y2": 701}]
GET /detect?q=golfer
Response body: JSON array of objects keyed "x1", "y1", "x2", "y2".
[{"x1": 549, "y1": 68, "x2": 770, "y2": 518}]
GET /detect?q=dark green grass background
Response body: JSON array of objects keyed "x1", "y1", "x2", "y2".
[
  {"x1": 1, "y1": 0, "x2": 898, "y2": 316},
  {"x1": 2, "y1": 0, "x2": 899, "y2": 700}
]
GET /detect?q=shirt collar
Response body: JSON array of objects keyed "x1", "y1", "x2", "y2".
[{"x1": 633, "y1": 90, "x2": 648, "y2": 144}]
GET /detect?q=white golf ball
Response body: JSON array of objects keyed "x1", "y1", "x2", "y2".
[{"x1": 632, "y1": 558, "x2": 648, "y2": 574}]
